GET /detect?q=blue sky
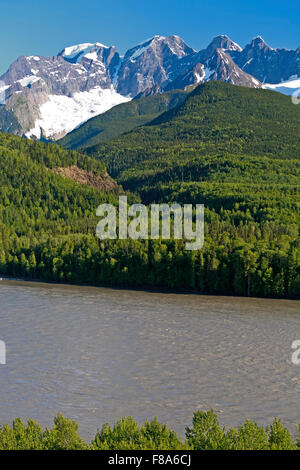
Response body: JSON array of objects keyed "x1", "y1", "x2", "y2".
[{"x1": 0, "y1": 0, "x2": 299, "y2": 74}]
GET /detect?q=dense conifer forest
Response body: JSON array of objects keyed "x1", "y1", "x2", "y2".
[{"x1": 0, "y1": 82, "x2": 299, "y2": 297}]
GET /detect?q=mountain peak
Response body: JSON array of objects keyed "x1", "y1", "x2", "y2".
[
  {"x1": 1, "y1": 33, "x2": 299, "y2": 141},
  {"x1": 252, "y1": 35, "x2": 265, "y2": 42},
  {"x1": 250, "y1": 36, "x2": 272, "y2": 49},
  {"x1": 140, "y1": 35, "x2": 165, "y2": 46},
  {"x1": 123, "y1": 36, "x2": 164, "y2": 62},
  {"x1": 168, "y1": 34, "x2": 182, "y2": 40},
  {"x1": 205, "y1": 35, "x2": 242, "y2": 55},
  {"x1": 123, "y1": 34, "x2": 193, "y2": 65},
  {"x1": 152, "y1": 35, "x2": 165, "y2": 40},
  {"x1": 58, "y1": 42, "x2": 110, "y2": 63}
]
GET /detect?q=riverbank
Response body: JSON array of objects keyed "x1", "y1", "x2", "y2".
[{"x1": 1, "y1": 274, "x2": 299, "y2": 301}]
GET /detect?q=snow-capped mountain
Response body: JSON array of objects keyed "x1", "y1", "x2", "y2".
[
  {"x1": 116, "y1": 35, "x2": 197, "y2": 97},
  {"x1": 166, "y1": 36, "x2": 261, "y2": 90},
  {"x1": 0, "y1": 34, "x2": 299, "y2": 140},
  {"x1": 0, "y1": 43, "x2": 128, "y2": 139}
]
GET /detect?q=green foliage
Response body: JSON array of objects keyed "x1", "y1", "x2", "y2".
[
  {"x1": 0, "y1": 414, "x2": 87, "y2": 450},
  {"x1": 93, "y1": 81, "x2": 300, "y2": 173},
  {"x1": 185, "y1": 410, "x2": 226, "y2": 450},
  {"x1": 93, "y1": 417, "x2": 144, "y2": 450},
  {"x1": 81, "y1": 81, "x2": 300, "y2": 298},
  {"x1": 0, "y1": 418, "x2": 44, "y2": 450},
  {"x1": 186, "y1": 410, "x2": 296, "y2": 450},
  {"x1": 230, "y1": 420, "x2": 269, "y2": 450},
  {"x1": 267, "y1": 418, "x2": 294, "y2": 450},
  {"x1": 0, "y1": 82, "x2": 299, "y2": 298},
  {"x1": 0, "y1": 131, "x2": 107, "y2": 172},
  {"x1": 0, "y1": 135, "x2": 120, "y2": 237},
  {"x1": 42, "y1": 413, "x2": 87, "y2": 450},
  {"x1": 58, "y1": 89, "x2": 190, "y2": 150},
  {"x1": 0, "y1": 411, "x2": 298, "y2": 450},
  {"x1": 93, "y1": 416, "x2": 187, "y2": 450}
]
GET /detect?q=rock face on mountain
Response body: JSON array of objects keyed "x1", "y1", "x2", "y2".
[
  {"x1": 0, "y1": 44, "x2": 129, "y2": 138},
  {"x1": 198, "y1": 34, "x2": 243, "y2": 60},
  {"x1": 116, "y1": 35, "x2": 196, "y2": 97},
  {"x1": 230, "y1": 36, "x2": 300, "y2": 83},
  {"x1": 0, "y1": 34, "x2": 299, "y2": 139},
  {"x1": 165, "y1": 62, "x2": 205, "y2": 91},
  {"x1": 0, "y1": 43, "x2": 129, "y2": 138},
  {"x1": 200, "y1": 49, "x2": 261, "y2": 87},
  {"x1": 167, "y1": 40, "x2": 261, "y2": 91}
]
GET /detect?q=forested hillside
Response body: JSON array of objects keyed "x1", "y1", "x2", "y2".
[
  {"x1": 87, "y1": 82, "x2": 300, "y2": 297},
  {"x1": 0, "y1": 82, "x2": 299, "y2": 298},
  {"x1": 58, "y1": 89, "x2": 190, "y2": 150},
  {"x1": 90, "y1": 81, "x2": 300, "y2": 189}
]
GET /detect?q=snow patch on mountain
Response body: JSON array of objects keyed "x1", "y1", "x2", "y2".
[
  {"x1": 2, "y1": 34, "x2": 300, "y2": 140},
  {"x1": 250, "y1": 76, "x2": 260, "y2": 86},
  {"x1": 203, "y1": 66, "x2": 215, "y2": 80},
  {"x1": 18, "y1": 75, "x2": 41, "y2": 87},
  {"x1": 129, "y1": 43, "x2": 153, "y2": 62},
  {"x1": 127, "y1": 36, "x2": 165, "y2": 62},
  {"x1": 263, "y1": 77, "x2": 300, "y2": 96},
  {"x1": 0, "y1": 83, "x2": 10, "y2": 93},
  {"x1": 228, "y1": 40, "x2": 243, "y2": 52},
  {"x1": 84, "y1": 52, "x2": 99, "y2": 61},
  {"x1": 194, "y1": 71, "x2": 204, "y2": 83},
  {"x1": 26, "y1": 87, "x2": 130, "y2": 139},
  {"x1": 59, "y1": 42, "x2": 109, "y2": 61},
  {"x1": 0, "y1": 83, "x2": 10, "y2": 104}
]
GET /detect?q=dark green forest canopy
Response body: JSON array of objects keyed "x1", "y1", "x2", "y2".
[
  {"x1": 0, "y1": 132, "x2": 107, "y2": 172},
  {"x1": 90, "y1": 81, "x2": 300, "y2": 198},
  {"x1": 0, "y1": 81, "x2": 299, "y2": 298},
  {"x1": 88, "y1": 81, "x2": 300, "y2": 235},
  {"x1": 0, "y1": 132, "x2": 133, "y2": 238}
]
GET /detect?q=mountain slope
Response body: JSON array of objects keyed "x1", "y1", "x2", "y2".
[
  {"x1": 0, "y1": 105, "x2": 22, "y2": 134},
  {"x1": 166, "y1": 35, "x2": 260, "y2": 90},
  {"x1": 0, "y1": 82, "x2": 299, "y2": 297},
  {"x1": 91, "y1": 81, "x2": 300, "y2": 190},
  {"x1": 1, "y1": 34, "x2": 299, "y2": 140},
  {"x1": 116, "y1": 35, "x2": 196, "y2": 96},
  {"x1": 58, "y1": 88, "x2": 191, "y2": 150},
  {"x1": 0, "y1": 132, "x2": 124, "y2": 242},
  {"x1": 230, "y1": 36, "x2": 300, "y2": 83},
  {"x1": 167, "y1": 48, "x2": 261, "y2": 90},
  {"x1": 83, "y1": 81, "x2": 300, "y2": 297},
  {"x1": 0, "y1": 44, "x2": 129, "y2": 140}
]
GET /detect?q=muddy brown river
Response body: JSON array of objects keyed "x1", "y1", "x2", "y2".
[{"x1": 0, "y1": 279, "x2": 299, "y2": 439}]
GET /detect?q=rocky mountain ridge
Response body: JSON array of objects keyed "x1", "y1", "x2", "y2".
[{"x1": 0, "y1": 34, "x2": 299, "y2": 139}]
